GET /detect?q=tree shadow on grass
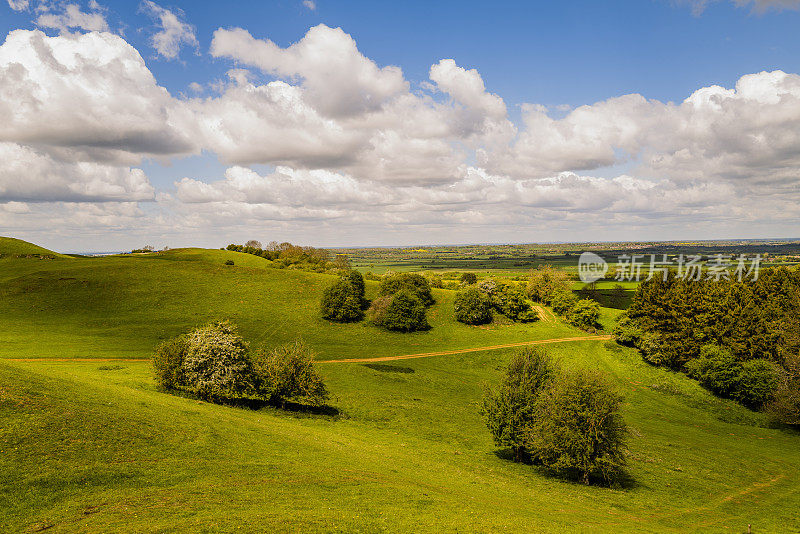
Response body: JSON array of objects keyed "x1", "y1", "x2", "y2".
[
  {"x1": 158, "y1": 387, "x2": 340, "y2": 418},
  {"x1": 492, "y1": 448, "x2": 639, "y2": 490}
]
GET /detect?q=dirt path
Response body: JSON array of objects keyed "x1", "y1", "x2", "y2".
[
  {"x1": 319, "y1": 335, "x2": 612, "y2": 363},
  {"x1": 532, "y1": 305, "x2": 556, "y2": 323},
  {"x1": 4, "y1": 335, "x2": 612, "y2": 365}
]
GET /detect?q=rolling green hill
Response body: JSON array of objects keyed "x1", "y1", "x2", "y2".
[
  {"x1": 0, "y1": 236, "x2": 69, "y2": 258},
  {"x1": 1, "y1": 243, "x2": 799, "y2": 532}
]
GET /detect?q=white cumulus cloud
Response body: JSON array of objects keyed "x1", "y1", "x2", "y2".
[{"x1": 139, "y1": 0, "x2": 198, "y2": 60}]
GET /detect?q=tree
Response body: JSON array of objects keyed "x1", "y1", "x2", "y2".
[
  {"x1": 481, "y1": 347, "x2": 555, "y2": 461},
  {"x1": 345, "y1": 270, "x2": 369, "y2": 309},
  {"x1": 767, "y1": 351, "x2": 800, "y2": 425},
  {"x1": 320, "y1": 277, "x2": 364, "y2": 322},
  {"x1": 152, "y1": 335, "x2": 188, "y2": 390},
  {"x1": 527, "y1": 369, "x2": 627, "y2": 485},
  {"x1": 460, "y1": 272, "x2": 478, "y2": 285},
  {"x1": 566, "y1": 299, "x2": 601, "y2": 330},
  {"x1": 368, "y1": 289, "x2": 430, "y2": 332},
  {"x1": 379, "y1": 273, "x2": 434, "y2": 306},
  {"x1": 550, "y1": 289, "x2": 578, "y2": 316},
  {"x1": 498, "y1": 285, "x2": 538, "y2": 322},
  {"x1": 245, "y1": 240, "x2": 263, "y2": 249},
  {"x1": 454, "y1": 287, "x2": 493, "y2": 325},
  {"x1": 182, "y1": 321, "x2": 253, "y2": 399},
  {"x1": 527, "y1": 265, "x2": 571, "y2": 304},
  {"x1": 251, "y1": 340, "x2": 329, "y2": 407}
]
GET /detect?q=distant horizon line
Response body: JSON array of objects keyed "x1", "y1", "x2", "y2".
[{"x1": 59, "y1": 236, "x2": 800, "y2": 255}]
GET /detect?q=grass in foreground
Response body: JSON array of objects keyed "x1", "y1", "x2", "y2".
[{"x1": 2, "y1": 340, "x2": 800, "y2": 532}]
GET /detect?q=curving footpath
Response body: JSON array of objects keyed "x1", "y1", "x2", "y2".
[{"x1": 319, "y1": 335, "x2": 612, "y2": 363}]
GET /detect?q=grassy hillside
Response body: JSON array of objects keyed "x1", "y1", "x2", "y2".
[
  {"x1": 0, "y1": 248, "x2": 579, "y2": 360},
  {"x1": 0, "y1": 236, "x2": 69, "y2": 258},
  {"x1": 3, "y1": 342, "x2": 799, "y2": 532},
  {"x1": 1, "y1": 245, "x2": 799, "y2": 532}
]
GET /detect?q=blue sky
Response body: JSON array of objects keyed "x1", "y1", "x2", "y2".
[{"x1": 1, "y1": 0, "x2": 800, "y2": 250}]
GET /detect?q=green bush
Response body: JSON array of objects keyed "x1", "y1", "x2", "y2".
[
  {"x1": 550, "y1": 289, "x2": 578, "y2": 316},
  {"x1": 685, "y1": 345, "x2": 742, "y2": 398},
  {"x1": 527, "y1": 369, "x2": 627, "y2": 486},
  {"x1": 481, "y1": 347, "x2": 555, "y2": 461},
  {"x1": 686, "y1": 345, "x2": 780, "y2": 408},
  {"x1": 251, "y1": 340, "x2": 329, "y2": 407},
  {"x1": 320, "y1": 275, "x2": 365, "y2": 322},
  {"x1": 152, "y1": 335, "x2": 188, "y2": 390},
  {"x1": 454, "y1": 287, "x2": 493, "y2": 325},
  {"x1": 736, "y1": 359, "x2": 781, "y2": 408},
  {"x1": 566, "y1": 299, "x2": 601, "y2": 331},
  {"x1": 224, "y1": 259, "x2": 234, "y2": 266},
  {"x1": 460, "y1": 272, "x2": 478, "y2": 285},
  {"x1": 612, "y1": 314, "x2": 642, "y2": 347},
  {"x1": 369, "y1": 289, "x2": 430, "y2": 332},
  {"x1": 182, "y1": 321, "x2": 253, "y2": 399},
  {"x1": 379, "y1": 273, "x2": 434, "y2": 306}
]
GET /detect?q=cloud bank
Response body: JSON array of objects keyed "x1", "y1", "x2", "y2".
[{"x1": 1, "y1": 21, "x2": 799, "y2": 248}]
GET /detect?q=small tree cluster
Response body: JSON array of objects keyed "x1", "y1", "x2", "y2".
[
  {"x1": 320, "y1": 271, "x2": 368, "y2": 323},
  {"x1": 482, "y1": 347, "x2": 628, "y2": 486},
  {"x1": 152, "y1": 321, "x2": 329, "y2": 407},
  {"x1": 368, "y1": 273, "x2": 434, "y2": 332},
  {"x1": 460, "y1": 272, "x2": 478, "y2": 285},
  {"x1": 454, "y1": 278, "x2": 537, "y2": 325},
  {"x1": 368, "y1": 290, "x2": 430, "y2": 332}
]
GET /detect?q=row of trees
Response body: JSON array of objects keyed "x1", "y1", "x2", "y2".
[
  {"x1": 614, "y1": 267, "x2": 800, "y2": 422},
  {"x1": 153, "y1": 321, "x2": 329, "y2": 408},
  {"x1": 226, "y1": 242, "x2": 349, "y2": 273},
  {"x1": 481, "y1": 347, "x2": 628, "y2": 486}
]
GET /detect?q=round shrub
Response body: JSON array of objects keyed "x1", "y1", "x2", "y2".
[
  {"x1": 152, "y1": 335, "x2": 188, "y2": 390},
  {"x1": 527, "y1": 369, "x2": 627, "y2": 486},
  {"x1": 566, "y1": 299, "x2": 601, "y2": 331},
  {"x1": 224, "y1": 259, "x2": 234, "y2": 266},
  {"x1": 612, "y1": 314, "x2": 642, "y2": 347},
  {"x1": 454, "y1": 287, "x2": 493, "y2": 325},
  {"x1": 251, "y1": 340, "x2": 329, "y2": 407},
  {"x1": 182, "y1": 321, "x2": 252, "y2": 399},
  {"x1": 369, "y1": 289, "x2": 430, "y2": 332},
  {"x1": 320, "y1": 277, "x2": 364, "y2": 322}
]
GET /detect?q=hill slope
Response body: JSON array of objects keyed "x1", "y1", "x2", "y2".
[
  {"x1": 0, "y1": 236, "x2": 68, "y2": 258},
  {"x1": 1, "y1": 243, "x2": 799, "y2": 532},
  {"x1": 0, "y1": 247, "x2": 580, "y2": 360},
  {"x1": 3, "y1": 340, "x2": 799, "y2": 532}
]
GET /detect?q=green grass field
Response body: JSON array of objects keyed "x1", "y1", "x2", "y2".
[{"x1": 2, "y1": 240, "x2": 799, "y2": 532}]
